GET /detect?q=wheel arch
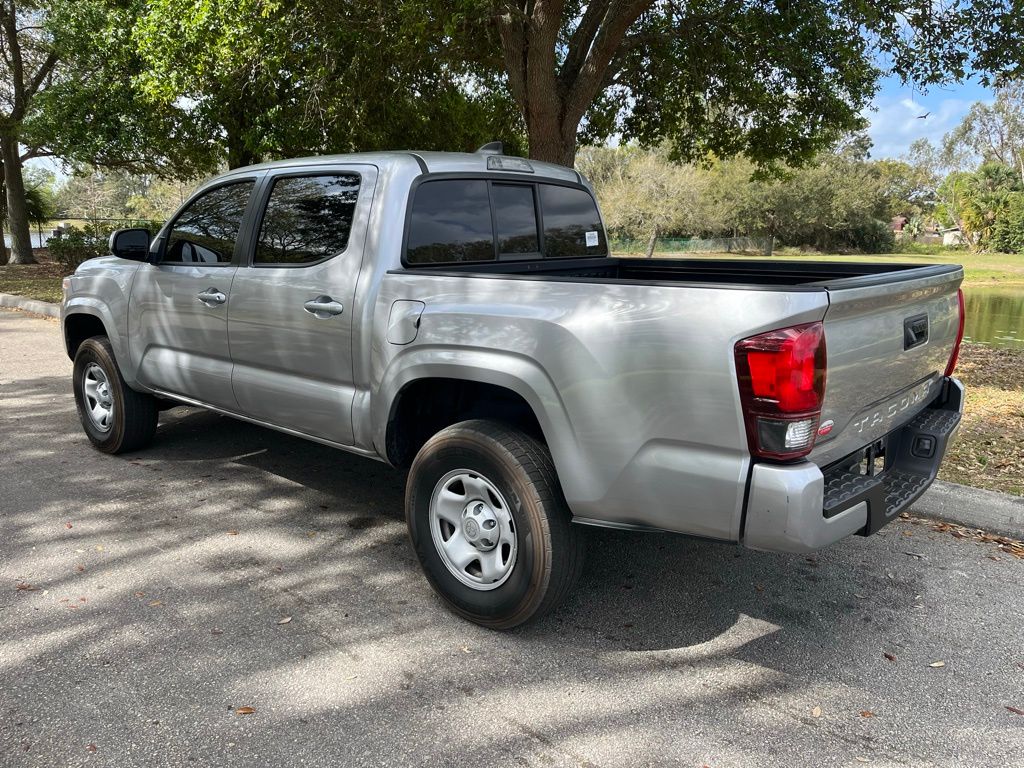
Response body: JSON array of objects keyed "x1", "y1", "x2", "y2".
[
  {"x1": 63, "y1": 310, "x2": 111, "y2": 359},
  {"x1": 376, "y1": 354, "x2": 578, "y2": 474}
]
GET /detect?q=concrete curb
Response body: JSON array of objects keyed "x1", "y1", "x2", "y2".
[
  {"x1": 911, "y1": 479, "x2": 1024, "y2": 539},
  {"x1": 0, "y1": 292, "x2": 59, "y2": 318}
]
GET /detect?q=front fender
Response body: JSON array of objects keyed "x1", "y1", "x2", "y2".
[{"x1": 62, "y1": 301, "x2": 139, "y2": 388}]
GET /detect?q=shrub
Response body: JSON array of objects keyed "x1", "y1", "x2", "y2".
[
  {"x1": 47, "y1": 226, "x2": 108, "y2": 273},
  {"x1": 990, "y1": 193, "x2": 1024, "y2": 254},
  {"x1": 843, "y1": 218, "x2": 896, "y2": 253}
]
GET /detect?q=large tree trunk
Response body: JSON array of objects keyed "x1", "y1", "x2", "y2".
[
  {"x1": 1, "y1": 129, "x2": 35, "y2": 265},
  {"x1": 525, "y1": 111, "x2": 578, "y2": 167},
  {"x1": 495, "y1": 1, "x2": 648, "y2": 168}
]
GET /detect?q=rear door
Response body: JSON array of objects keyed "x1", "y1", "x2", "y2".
[
  {"x1": 227, "y1": 165, "x2": 377, "y2": 445},
  {"x1": 129, "y1": 177, "x2": 260, "y2": 409},
  {"x1": 810, "y1": 267, "x2": 964, "y2": 467}
]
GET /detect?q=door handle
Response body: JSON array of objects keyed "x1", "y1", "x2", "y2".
[
  {"x1": 197, "y1": 288, "x2": 227, "y2": 306},
  {"x1": 303, "y1": 296, "x2": 344, "y2": 318}
]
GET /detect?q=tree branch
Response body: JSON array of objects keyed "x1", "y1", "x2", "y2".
[
  {"x1": 559, "y1": 0, "x2": 611, "y2": 89},
  {"x1": 25, "y1": 50, "x2": 58, "y2": 99},
  {"x1": 564, "y1": 0, "x2": 650, "y2": 125},
  {"x1": 0, "y1": 0, "x2": 26, "y2": 119}
]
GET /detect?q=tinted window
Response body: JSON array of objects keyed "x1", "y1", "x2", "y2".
[
  {"x1": 406, "y1": 180, "x2": 494, "y2": 264},
  {"x1": 164, "y1": 181, "x2": 254, "y2": 264},
  {"x1": 255, "y1": 174, "x2": 360, "y2": 265},
  {"x1": 492, "y1": 183, "x2": 539, "y2": 254},
  {"x1": 539, "y1": 184, "x2": 606, "y2": 258}
]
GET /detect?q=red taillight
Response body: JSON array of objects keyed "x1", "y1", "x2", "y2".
[
  {"x1": 735, "y1": 322, "x2": 827, "y2": 461},
  {"x1": 944, "y1": 289, "x2": 965, "y2": 377}
]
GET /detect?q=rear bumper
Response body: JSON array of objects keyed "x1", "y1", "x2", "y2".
[{"x1": 742, "y1": 377, "x2": 963, "y2": 553}]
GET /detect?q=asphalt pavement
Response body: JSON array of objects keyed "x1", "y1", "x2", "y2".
[{"x1": 1, "y1": 308, "x2": 1022, "y2": 768}]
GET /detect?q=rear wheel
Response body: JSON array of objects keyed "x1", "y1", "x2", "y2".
[
  {"x1": 405, "y1": 419, "x2": 584, "y2": 629},
  {"x1": 72, "y1": 336, "x2": 158, "y2": 454}
]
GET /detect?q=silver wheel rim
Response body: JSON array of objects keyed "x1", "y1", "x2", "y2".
[
  {"x1": 429, "y1": 469, "x2": 518, "y2": 591},
  {"x1": 82, "y1": 363, "x2": 114, "y2": 433}
]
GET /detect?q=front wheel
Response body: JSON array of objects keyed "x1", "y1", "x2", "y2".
[
  {"x1": 72, "y1": 336, "x2": 158, "y2": 454},
  {"x1": 405, "y1": 419, "x2": 584, "y2": 629}
]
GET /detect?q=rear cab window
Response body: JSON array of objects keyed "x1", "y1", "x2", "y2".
[
  {"x1": 404, "y1": 177, "x2": 606, "y2": 266},
  {"x1": 254, "y1": 174, "x2": 361, "y2": 266}
]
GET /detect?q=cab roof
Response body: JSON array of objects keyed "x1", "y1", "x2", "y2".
[{"x1": 218, "y1": 150, "x2": 584, "y2": 186}]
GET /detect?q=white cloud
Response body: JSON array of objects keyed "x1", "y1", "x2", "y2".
[{"x1": 866, "y1": 94, "x2": 974, "y2": 159}]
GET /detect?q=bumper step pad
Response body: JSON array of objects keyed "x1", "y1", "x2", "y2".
[{"x1": 821, "y1": 379, "x2": 963, "y2": 536}]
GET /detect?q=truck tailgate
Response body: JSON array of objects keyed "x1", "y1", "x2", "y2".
[{"x1": 810, "y1": 266, "x2": 964, "y2": 468}]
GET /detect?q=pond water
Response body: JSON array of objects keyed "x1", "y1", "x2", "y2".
[{"x1": 963, "y1": 286, "x2": 1023, "y2": 347}]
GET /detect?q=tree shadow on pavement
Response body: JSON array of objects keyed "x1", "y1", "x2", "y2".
[{"x1": 2, "y1": 372, "x2": 1016, "y2": 767}]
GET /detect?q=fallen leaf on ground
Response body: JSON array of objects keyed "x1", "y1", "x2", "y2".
[
  {"x1": 929, "y1": 661, "x2": 946, "y2": 668},
  {"x1": 811, "y1": 706, "x2": 821, "y2": 718},
  {"x1": 855, "y1": 758, "x2": 869, "y2": 764},
  {"x1": 235, "y1": 706, "x2": 256, "y2": 715},
  {"x1": 1006, "y1": 706, "x2": 1024, "y2": 716},
  {"x1": 134, "y1": 591, "x2": 145, "y2": 598},
  {"x1": 65, "y1": 522, "x2": 73, "y2": 529},
  {"x1": 859, "y1": 710, "x2": 875, "y2": 718},
  {"x1": 75, "y1": 565, "x2": 85, "y2": 573},
  {"x1": 148, "y1": 600, "x2": 162, "y2": 607},
  {"x1": 277, "y1": 616, "x2": 292, "y2": 625},
  {"x1": 86, "y1": 744, "x2": 96, "y2": 753},
  {"x1": 226, "y1": 530, "x2": 239, "y2": 536},
  {"x1": 211, "y1": 628, "x2": 224, "y2": 635},
  {"x1": 15, "y1": 582, "x2": 39, "y2": 591},
  {"x1": 883, "y1": 653, "x2": 896, "y2": 662}
]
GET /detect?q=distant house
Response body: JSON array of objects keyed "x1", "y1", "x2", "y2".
[
  {"x1": 891, "y1": 216, "x2": 908, "y2": 234},
  {"x1": 940, "y1": 226, "x2": 965, "y2": 247}
]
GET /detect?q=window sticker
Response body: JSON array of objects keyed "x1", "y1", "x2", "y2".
[{"x1": 585, "y1": 230, "x2": 599, "y2": 247}]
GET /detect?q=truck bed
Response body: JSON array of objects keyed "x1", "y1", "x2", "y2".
[{"x1": 399, "y1": 256, "x2": 960, "y2": 290}]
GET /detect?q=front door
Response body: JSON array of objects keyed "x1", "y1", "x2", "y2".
[
  {"x1": 227, "y1": 166, "x2": 376, "y2": 446},
  {"x1": 129, "y1": 178, "x2": 258, "y2": 409}
]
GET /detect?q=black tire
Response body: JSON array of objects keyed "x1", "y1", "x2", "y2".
[
  {"x1": 72, "y1": 336, "x2": 159, "y2": 454},
  {"x1": 405, "y1": 419, "x2": 584, "y2": 629}
]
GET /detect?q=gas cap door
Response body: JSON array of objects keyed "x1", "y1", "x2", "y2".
[{"x1": 386, "y1": 300, "x2": 425, "y2": 345}]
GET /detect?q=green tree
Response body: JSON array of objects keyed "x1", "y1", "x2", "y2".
[
  {"x1": 990, "y1": 192, "x2": 1024, "y2": 253},
  {"x1": 943, "y1": 82, "x2": 1024, "y2": 184},
  {"x1": 479, "y1": 0, "x2": 982, "y2": 166},
  {"x1": 1, "y1": 0, "x2": 60, "y2": 263},
  {"x1": 1, "y1": 0, "x2": 216, "y2": 265},
  {"x1": 133, "y1": 0, "x2": 523, "y2": 168},
  {"x1": 961, "y1": 162, "x2": 1023, "y2": 246}
]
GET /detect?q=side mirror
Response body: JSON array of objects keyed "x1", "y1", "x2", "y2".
[{"x1": 109, "y1": 228, "x2": 151, "y2": 262}]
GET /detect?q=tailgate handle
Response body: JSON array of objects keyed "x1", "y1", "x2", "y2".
[{"x1": 904, "y1": 313, "x2": 929, "y2": 350}]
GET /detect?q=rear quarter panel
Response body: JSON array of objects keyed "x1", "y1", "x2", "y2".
[{"x1": 369, "y1": 272, "x2": 830, "y2": 540}]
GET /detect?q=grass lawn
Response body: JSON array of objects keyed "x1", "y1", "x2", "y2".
[
  {"x1": 625, "y1": 247, "x2": 1024, "y2": 288},
  {"x1": 939, "y1": 342, "x2": 1024, "y2": 496},
  {"x1": 0, "y1": 262, "x2": 65, "y2": 303}
]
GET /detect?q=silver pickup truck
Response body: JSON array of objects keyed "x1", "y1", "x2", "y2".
[{"x1": 61, "y1": 147, "x2": 965, "y2": 628}]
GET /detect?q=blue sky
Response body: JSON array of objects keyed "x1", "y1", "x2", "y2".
[{"x1": 866, "y1": 74, "x2": 992, "y2": 159}]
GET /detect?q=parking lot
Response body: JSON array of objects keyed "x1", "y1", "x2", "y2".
[{"x1": 2, "y1": 308, "x2": 1022, "y2": 767}]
